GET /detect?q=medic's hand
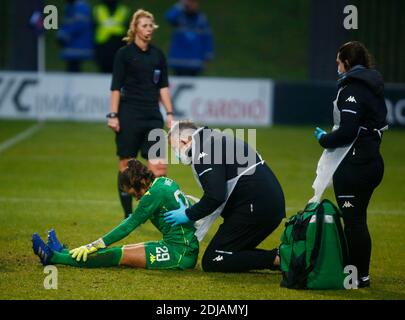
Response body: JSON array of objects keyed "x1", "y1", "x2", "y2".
[
  {"x1": 314, "y1": 127, "x2": 327, "y2": 141},
  {"x1": 163, "y1": 200, "x2": 190, "y2": 227}
]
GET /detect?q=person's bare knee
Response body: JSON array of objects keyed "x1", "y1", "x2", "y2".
[
  {"x1": 123, "y1": 243, "x2": 144, "y2": 250},
  {"x1": 148, "y1": 159, "x2": 167, "y2": 177},
  {"x1": 121, "y1": 245, "x2": 146, "y2": 268}
]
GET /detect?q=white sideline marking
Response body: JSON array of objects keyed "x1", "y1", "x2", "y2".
[
  {"x1": 285, "y1": 207, "x2": 403, "y2": 215},
  {"x1": 0, "y1": 122, "x2": 44, "y2": 154},
  {"x1": 0, "y1": 197, "x2": 116, "y2": 206},
  {"x1": 0, "y1": 197, "x2": 402, "y2": 215}
]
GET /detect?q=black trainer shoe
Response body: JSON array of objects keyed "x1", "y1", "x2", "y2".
[
  {"x1": 269, "y1": 248, "x2": 281, "y2": 271},
  {"x1": 358, "y1": 276, "x2": 370, "y2": 288}
]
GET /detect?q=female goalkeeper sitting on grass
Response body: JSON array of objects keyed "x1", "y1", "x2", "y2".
[{"x1": 32, "y1": 159, "x2": 199, "y2": 270}]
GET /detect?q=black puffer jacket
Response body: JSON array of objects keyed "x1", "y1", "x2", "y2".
[{"x1": 319, "y1": 65, "x2": 388, "y2": 163}]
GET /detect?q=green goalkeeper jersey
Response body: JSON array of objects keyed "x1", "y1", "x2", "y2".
[{"x1": 102, "y1": 177, "x2": 198, "y2": 250}]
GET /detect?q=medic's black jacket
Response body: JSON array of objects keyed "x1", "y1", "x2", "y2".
[
  {"x1": 319, "y1": 66, "x2": 388, "y2": 162},
  {"x1": 185, "y1": 128, "x2": 285, "y2": 222}
]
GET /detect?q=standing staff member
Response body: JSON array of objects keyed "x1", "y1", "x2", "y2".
[
  {"x1": 93, "y1": 0, "x2": 130, "y2": 73},
  {"x1": 57, "y1": 0, "x2": 94, "y2": 72},
  {"x1": 165, "y1": 0, "x2": 214, "y2": 76},
  {"x1": 314, "y1": 41, "x2": 387, "y2": 288},
  {"x1": 164, "y1": 121, "x2": 286, "y2": 273},
  {"x1": 107, "y1": 9, "x2": 174, "y2": 218}
]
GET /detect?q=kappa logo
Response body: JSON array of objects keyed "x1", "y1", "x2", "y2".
[
  {"x1": 212, "y1": 255, "x2": 223, "y2": 262},
  {"x1": 149, "y1": 253, "x2": 156, "y2": 264},
  {"x1": 346, "y1": 96, "x2": 357, "y2": 103},
  {"x1": 198, "y1": 152, "x2": 208, "y2": 160},
  {"x1": 342, "y1": 201, "x2": 354, "y2": 208}
]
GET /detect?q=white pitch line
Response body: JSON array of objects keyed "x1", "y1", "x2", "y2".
[
  {"x1": 0, "y1": 197, "x2": 403, "y2": 215},
  {"x1": 0, "y1": 121, "x2": 44, "y2": 154},
  {"x1": 0, "y1": 198, "x2": 299, "y2": 209},
  {"x1": 285, "y1": 207, "x2": 404, "y2": 215},
  {"x1": 0, "y1": 197, "x2": 117, "y2": 206}
]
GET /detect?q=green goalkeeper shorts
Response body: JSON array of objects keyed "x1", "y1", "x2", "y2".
[{"x1": 144, "y1": 240, "x2": 198, "y2": 270}]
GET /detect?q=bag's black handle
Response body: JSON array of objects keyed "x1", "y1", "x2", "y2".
[
  {"x1": 320, "y1": 199, "x2": 349, "y2": 267},
  {"x1": 307, "y1": 202, "x2": 324, "y2": 273},
  {"x1": 333, "y1": 214, "x2": 349, "y2": 268},
  {"x1": 292, "y1": 202, "x2": 324, "y2": 288}
]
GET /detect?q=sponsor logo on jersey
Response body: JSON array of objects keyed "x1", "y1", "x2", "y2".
[
  {"x1": 342, "y1": 201, "x2": 354, "y2": 208},
  {"x1": 346, "y1": 96, "x2": 357, "y2": 103},
  {"x1": 212, "y1": 255, "x2": 223, "y2": 262},
  {"x1": 149, "y1": 253, "x2": 156, "y2": 264},
  {"x1": 198, "y1": 152, "x2": 208, "y2": 159}
]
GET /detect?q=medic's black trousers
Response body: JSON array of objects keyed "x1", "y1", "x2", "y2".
[
  {"x1": 201, "y1": 164, "x2": 285, "y2": 272},
  {"x1": 333, "y1": 152, "x2": 384, "y2": 279}
]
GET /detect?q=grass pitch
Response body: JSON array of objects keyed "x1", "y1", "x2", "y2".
[{"x1": 0, "y1": 120, "x2": 404, "y2": 300}]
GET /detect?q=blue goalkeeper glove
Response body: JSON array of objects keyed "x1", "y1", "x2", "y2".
[
  {"x1": 314, "y1": 127, "x2": 327, "y2": 141},
  {"x1": 163, "y1": 200, "x2": 190, "y2": 227}
]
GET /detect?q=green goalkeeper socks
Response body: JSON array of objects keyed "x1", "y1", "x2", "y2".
[{"x1": 50, "y1": 246, "x2": 123, "y2": 268}]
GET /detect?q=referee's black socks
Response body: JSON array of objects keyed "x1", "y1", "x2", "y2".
[{"x1": 118, "y1": 172, "x2": 132, "y2": 218}]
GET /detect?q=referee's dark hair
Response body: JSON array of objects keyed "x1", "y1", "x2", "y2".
[
  {"x1": 338, "y1": 41, "x2": 374, "y2": 70},
  {"x1": 119, "y1": 159, "x2": 155, "y2": 193}
]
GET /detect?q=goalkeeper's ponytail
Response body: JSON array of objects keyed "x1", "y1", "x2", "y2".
[{"x1": 119, "y1": 159, "x2": 155, "y2": 193}]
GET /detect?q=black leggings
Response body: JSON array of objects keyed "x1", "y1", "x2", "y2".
[
  {"x1": 201, "y1": 214, "x2": 283, "y2": 272},
  {"x1": 333, "y1": 156, "x2": 384, "y2": 278}
]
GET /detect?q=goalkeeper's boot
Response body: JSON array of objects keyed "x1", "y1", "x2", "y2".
[
  {"x1": 32, "y1": 233, "x2": 53, "y2": 266},
  {"x1": 47, "y1": 229, "x2": 64, "y2": 252}
]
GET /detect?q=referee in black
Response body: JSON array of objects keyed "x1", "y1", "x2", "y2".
[
  {"x1": 164, "y1": 121, "x2": 286, "y2": 272},
  {"x1": 314, "y1": 41, "x2": 388, "y2": 288},
  {"x1": 107, "y1": 9, "x2": 174, "y2": 218}
]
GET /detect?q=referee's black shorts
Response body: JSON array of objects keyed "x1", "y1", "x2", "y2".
[{"x1": 116, "y1": 103, "x2": 164, "y2": 159}]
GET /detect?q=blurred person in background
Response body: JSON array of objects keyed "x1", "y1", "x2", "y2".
[
  {"x1": 93, "y1": 0, "x2": 130, "y2": 73},
  {"x1": 57, "y1": 0, "x2": 94, "y2": 72},
  {"x1": 165, "y1": 0, "x2": 214, "y2": 76},
  {"x1": 314, "y1": 41, "x2": 388, "y2": 288},
  {"x1": 107, "y1": 9, "x2": 174, "y2": 218}
]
